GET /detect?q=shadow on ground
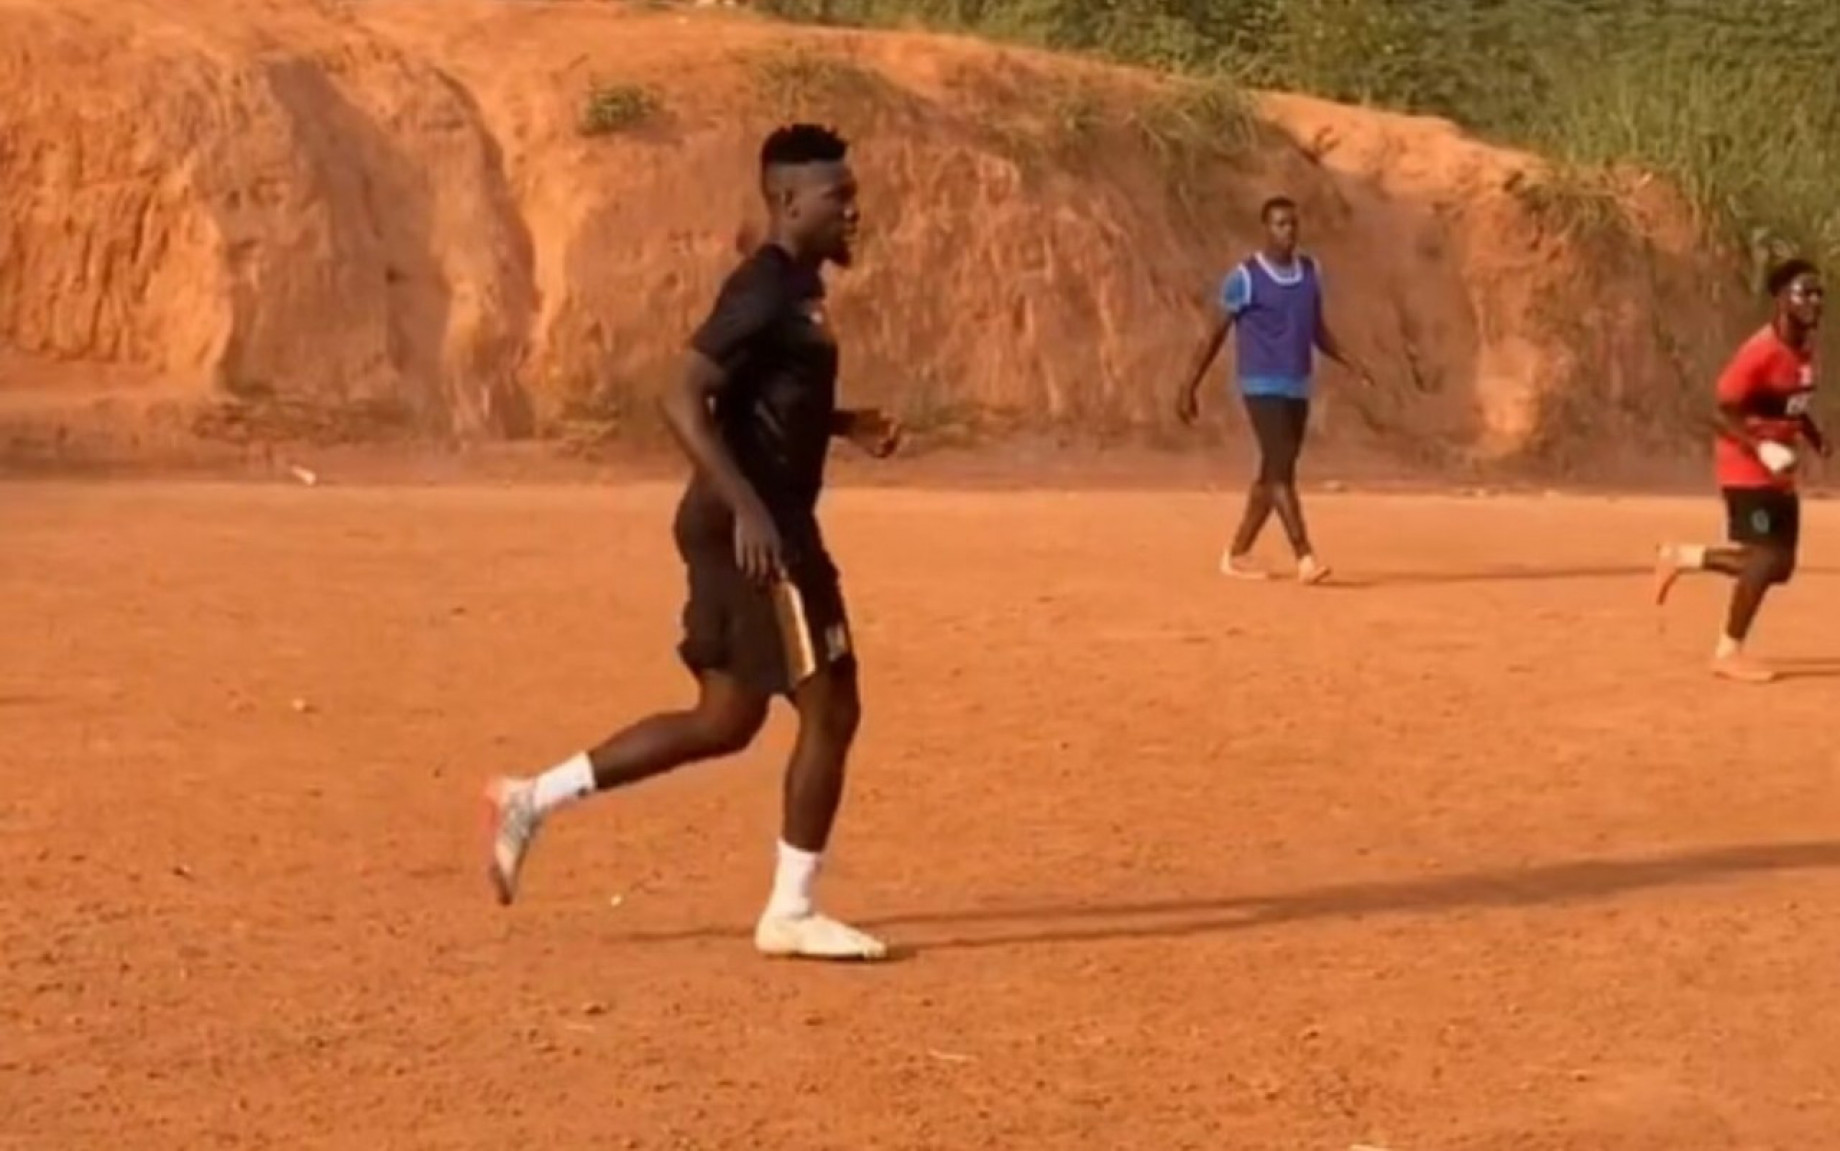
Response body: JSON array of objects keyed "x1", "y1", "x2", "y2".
[
  {"x1": 1326, "y1": 564, "x2": 1838, "y2": 588},
  {"x1": 608, "y1": 840, "x2": 1840, "y2": 954}
]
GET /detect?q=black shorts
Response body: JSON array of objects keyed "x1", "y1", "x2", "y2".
[
  {"x1": 673, "y1": 533, "x2": 855, "y2": 700},
  {"x1": 1723, "y1": 486, "x2": 1800, "y2": 551},
  {"x1": 1243, "y1": 394, "x2": 1309, "y2": 484}
]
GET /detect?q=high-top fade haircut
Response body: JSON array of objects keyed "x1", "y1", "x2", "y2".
[{"x1": 759, "y1": 123, "x2": 849, "y2": 190}]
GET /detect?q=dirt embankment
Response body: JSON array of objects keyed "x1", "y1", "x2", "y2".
[{"x1": 0, "y1": 0, "x2": 1755, "y2": 476}]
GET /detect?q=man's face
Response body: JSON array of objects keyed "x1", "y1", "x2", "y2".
[
  {"x1": 780, "y1": 161, "x2": 860, "y2": 267},
  {"x1": 1784, "y1": 270, "x2": 1824, "y2": 330},
  {"x1": 1264, "y1": 204, "x2": 1299, "y2": 257}
]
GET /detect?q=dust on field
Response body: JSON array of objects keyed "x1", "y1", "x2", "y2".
[{"x1": 4, "y1": 481, "x2": 1838, "y2": 1149}]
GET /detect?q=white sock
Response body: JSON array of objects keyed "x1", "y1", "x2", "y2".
[
  {"x1": 529, "y1": 752, "x2": 595, "y2": 817},
  {"x1": 1672, "y1": 543, "x2": 1708, "y2": 569},
  {"x1": 765, "y1": 840, "x2": 821, "y2": 919},
  {"x1": 1715, "y1": 634, "x2": 1742, "y2": 660}
]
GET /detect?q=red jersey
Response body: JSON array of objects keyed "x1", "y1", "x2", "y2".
[{"x1": 1714, "y1": 324, "x2": 1816, "y2": 490}]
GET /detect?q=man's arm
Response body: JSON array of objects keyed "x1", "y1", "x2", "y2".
[
  {"x1": 1177, "y1": 315, "x2": 1231, "y2": 404},
  {"x1": 1313, "y1": 315, "x2": 1353, "y2": 368},
  {"x1": 828, "y1": 408, "x2": 901, "y2": 457},
  {"x1": 1176, "y1": 269, "x2": 1242, "y2": 422},
  {"x1": 1800, "y1": 412, "x2": 1829, "y2": 456},
  {"x1": 1712, "y1": 342, "x2": 1766, "y2": 455},
  {"x1": 1709, "y1": 342, "x2": 1803, "y2": 472},
  {"x1": 659, "y1": 354, "x2": 770, "y2": 523},
  {"x1": 658, "y1": 265, "x2": 784, "y2": 578},
  {"x1": 1714, "y1": 401, "x2": 1761, "y2": 452},
  {"x1": 1313, "y1": 304, "x2": 1373, "y2": 384}
]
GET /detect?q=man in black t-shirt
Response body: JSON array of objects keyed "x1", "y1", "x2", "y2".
[{"x1": 481, "y1": 124, "x2": 901, "y2": 960}]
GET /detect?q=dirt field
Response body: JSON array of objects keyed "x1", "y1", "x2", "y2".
[{"x1": 5, "y1": 478, "x2": 1840, "y2": 1150}]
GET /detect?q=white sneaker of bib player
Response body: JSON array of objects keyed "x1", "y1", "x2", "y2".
[
  {"x1": 754, "y1": 910, "x2": 889, "y2": 961},
  {"x1": 482, "y1": 776, "x2": 541, "y2": 906}
]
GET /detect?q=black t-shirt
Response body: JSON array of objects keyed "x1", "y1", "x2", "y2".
[{"x1": 679, "y1": 244, "x2": 839, "y2": 542}]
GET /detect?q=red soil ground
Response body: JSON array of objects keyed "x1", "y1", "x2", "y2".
[{"x1": 5, "y1": 479, "x2": 1839, "y2": 1149}]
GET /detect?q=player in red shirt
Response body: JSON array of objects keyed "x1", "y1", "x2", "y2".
[{"x1": 1654, "y1": 258, "x2": 1827, "y2": 683}]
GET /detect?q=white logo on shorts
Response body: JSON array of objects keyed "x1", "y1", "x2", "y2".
[{"x1": 823, "y1": 622, "x2": 851, "y2": 661}]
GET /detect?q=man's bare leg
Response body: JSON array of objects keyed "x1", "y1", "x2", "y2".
[
  {"x1": 754, "y1": 659, "x2": 887, "y2": 960},
  {"x1": 1222, "y1": 482, "x2": 1274, "y2": 578},
  {"x1": 483, "y1": 670, "x2": 770, "y2": 904},
  {"x1": 1654, "y1": 542, "x2": 1788, "y2": 682}
]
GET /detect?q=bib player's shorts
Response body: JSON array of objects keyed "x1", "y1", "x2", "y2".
[
  {"x1": 673, "y1": 524, "x2": 855, "y2": 699},
  {"x1": 1242, "y1": 394, "x2": 1310, "y2": 485}
]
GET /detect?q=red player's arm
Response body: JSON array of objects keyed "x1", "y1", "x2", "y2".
[
  {"x1": 1712, "y1": 340, "x2": 1767, "y2": 454},
  {"x1": 1800, "y1": 412, "x2": 1828, "y2": 454}
]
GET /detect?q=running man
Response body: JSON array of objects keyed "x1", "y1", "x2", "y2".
[
  {"x1": 1655, "y1": 257, "x2": 1826, "y2": 683},
  {"x1": 481, "y1": 124, "x2": 901, "y2": 960},
  {"x1": 1176, "y1": 196, "x2": 1375, "y2": 583}
]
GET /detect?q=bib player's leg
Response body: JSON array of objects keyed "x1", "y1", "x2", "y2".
[
  {"x1": 1225, "y1": 482, "x2": 1274, "y2": 575},
  {"x1": 1265, "y1": 398, "x2": 1328, "y2": 583},
  {"x1": 1224, "y1": 395, "x2": 1280, "y2": 577}
]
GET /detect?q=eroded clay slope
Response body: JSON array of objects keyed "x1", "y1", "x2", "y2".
[{"x1": 0, "y1": 0, "x2": 1748, "y2": 468}]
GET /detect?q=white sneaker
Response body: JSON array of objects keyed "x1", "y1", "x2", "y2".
[
  {"x1": 754, "y1": 911, "x2": 889, "y2": 961},
  {"x1": 482, "y1": 777, "x2": 541, "y2": 906}
]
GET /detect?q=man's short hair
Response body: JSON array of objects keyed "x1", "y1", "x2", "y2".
[
  {"x1": 1766, "y1": 257, "x2": 1818, "y2": 296},
  {"x1": 1260, "y1": 196, "x2": 1297, "y2": 222}
]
